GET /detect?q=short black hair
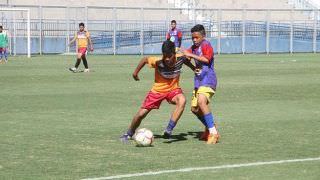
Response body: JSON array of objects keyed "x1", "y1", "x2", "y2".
[
  {"x1": 0, "y1": 26, "x2": 3, "y2": 29},
  {"x1": 191, "y1": 24, "x2": 206, "y2": 36},
  {"x1": 162, "y1": 40, "x2": 175, "y2": 56},
  {"x1": 79, "y1": 22, "x2": 85, "y2": 27},
  {"x1": 171, "y1": 20, "x2": 177, "y2": 24}
]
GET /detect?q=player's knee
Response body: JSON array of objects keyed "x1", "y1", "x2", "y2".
[
  {"x1": 138, "y1": 111, "x2": 146, "y2": 118},
  {"x1": 177, "y1": 96, "x2": 186, "y2": 108},
  {"x1": 191, "y1": 107, "x2": 198, "y2": 114}
]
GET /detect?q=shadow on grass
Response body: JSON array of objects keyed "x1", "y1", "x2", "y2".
[{"x1": 153, "y1": 131, "x2": 205, "y2": 143}]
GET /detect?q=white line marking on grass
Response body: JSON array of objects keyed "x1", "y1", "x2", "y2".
[{"x1": 82, "y1": 157, "x2": 320, "y2": 180}]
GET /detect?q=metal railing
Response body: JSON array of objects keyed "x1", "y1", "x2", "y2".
[{"x1": 0, "y1": 5, "x2": 319, "y2": 55}]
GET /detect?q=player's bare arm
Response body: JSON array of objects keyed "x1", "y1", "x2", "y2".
[
  {"x1": 182, "y1": 50, "x2": 210, "y2": 64},
  {"x1": 88, "y1": 36, "x2": 94, "y2": 51},
  {"x1": 183, "y1": 58, "x2": 196, "y2": 71},
  {"x1": 68, "y1": 36, "x2": 76, "y2": 46},
  {"x1": 132, "y1": 57, "x2": 148, "y2": 81}
]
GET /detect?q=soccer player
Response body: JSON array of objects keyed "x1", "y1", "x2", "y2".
[
  {"x1": 182, "y1": 24, "x2": 220, "y2": 144},
  {"x1": 68, "y1": 22, "x2": 93, "y2": 73},
  {"x1": 166, "y1": 20, "x2": 182, "y2": 52},
  {"x1": 120, "y1": 40, "x2": 195, "y2": 142},
  {"x1": 0, "y1": 26, "x2": 9, "y2": 63}
]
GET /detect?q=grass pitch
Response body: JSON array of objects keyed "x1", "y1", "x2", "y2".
[{"x1": 0, "y1": 53, "x2": 320, "y2": 179}]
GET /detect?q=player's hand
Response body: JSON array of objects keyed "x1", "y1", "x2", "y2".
[
  {"x1": 132, "y1": 73, "x2": 140, "y2": 81},
  {"x1": 90, "y1": 47, "x2": 94, "y2": 52},
  {"x1": 194, "y1": 68, "x2": 202, "y2": 76},
  {"x1": 182, "y1": 49, "x2": 193, "y2": 57}
]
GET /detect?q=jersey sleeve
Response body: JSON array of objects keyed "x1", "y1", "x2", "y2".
[
  {"x1": 147, "y1": 57, "x2": 160, "y2": 68},
  {"x1": 166, "y1": 32, "x2": 170, "y2": 40},
  {"x1": 186, "y1": 47, "x2": 192, "y2": 53},
  {"x1": 177, "y1": 30, "x2": 182, "y2": 38},
  {"x1": 201, "y1": 43, "x2": 213, "y2": 61}
]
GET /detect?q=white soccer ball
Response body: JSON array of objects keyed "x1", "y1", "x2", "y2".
[{"x1": 134, "y1": 128, "x2": 154, "y2": 147}]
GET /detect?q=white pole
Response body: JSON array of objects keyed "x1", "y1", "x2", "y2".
[
  {"x1": 39, "y1": 6, "x2": 42, "y2": 55},
  {"x1": 27, "y1": 9, "x2": 31, "y2": 58},
  {"x1": 266, "y1": 10, "x2": 270, "y2": 54},
  {"x1": 217, "y1": 9, "x2": 221, "y2": 54},
  {"x1": 140, "y1": 8, "x2": 144, "y2": 55},
  {"x1": 242, "y1": 9, "x2": 246, "y2": 55},
  {"x1": 85, "y1": 6, "x2": 88, "y2": 26},
  {"x1": 113, "y1": 7, "x2": 116, "y2": 55},
  {"x1": 9, "y1": 11, "x2": 12, "y2": 55},
  {"x1": 66, "y1": 6, "x2": 70, "y2": 53},
  {"x1": 313, "y1": 10, "x2": 317, "y2": 53},
  {"x1": 290, "y1": 9, "x2": 293, "y2": 54},
  {"x1": 13, "y1": 11, "x2": 16, "y2": 56}
]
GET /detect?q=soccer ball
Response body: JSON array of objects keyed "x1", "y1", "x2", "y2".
[{"x1": 134, "y1": 128, "x2": 154, "y2": 147}]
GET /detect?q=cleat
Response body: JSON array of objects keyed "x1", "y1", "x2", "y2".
[
  {"x1": 69, "y1": 67, "x2": 78, "y2": 73},
  {"x1": 84, "y1": 68, "x2": 90, "y2": 73},
  {"x1": 163, "y1": 130, "x2": 172, "y2": 139},
  {"x1": 120, "y1": 134, "x2": 132, "y2": 143},
  {"x1": 199, "y1": 128, "x2": 209, "y2": 141},
  {"x1": 206, "y1": 133, "x2": 220, "y2": 144}
]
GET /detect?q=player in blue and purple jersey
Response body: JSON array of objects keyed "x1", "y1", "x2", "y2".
[
  {"x1": 166, "y1": 20, "x2": 182, "y2": 52},
  {"x1": 183, "y1": 24, "x2": 220, "y2": 144}
]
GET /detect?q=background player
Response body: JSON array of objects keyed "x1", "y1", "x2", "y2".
[
  {"x1": 182, "y1": 24, "x2": 220, "y2": 144},
  {"x1": 69, "y1": 22, "x2": 93, "y2": 73},
  {"x1": 120, "y1": 40, "x2": 195, "y2": 142},
  {"x1": 0, "y1": 26, "x2": 9, "y2": 63},
  {"x1": 166, "y1": 20, "x2": 182, "y2": 52}
]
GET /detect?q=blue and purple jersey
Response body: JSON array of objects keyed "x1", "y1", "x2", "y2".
[
  {"x1": 166, "y1": 28, "x2": 182, "y2": 48},
  {"x1": 190, "y1": 39, "x2": 217, "y2": 90}
]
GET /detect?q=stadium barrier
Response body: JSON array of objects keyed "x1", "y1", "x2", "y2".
[{"x1": 0, "y1": 5, "x2": 319, "y2": 55}]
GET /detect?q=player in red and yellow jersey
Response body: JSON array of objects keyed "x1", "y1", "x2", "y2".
[
  {"x1": 69, "y1": 22, "x2": 93, "y2": 73},
  {"x1": 120, "y1": 40, "x2": 195, "y2": 142}
]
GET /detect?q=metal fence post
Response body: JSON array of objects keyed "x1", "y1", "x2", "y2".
[
  {"x1": 193, "y1": 7, "x2": 196, "y2": 25},
  {"x1": 140, "y1": 7, "x2": 144, "y2": 55},
  {"x1": 39, "y1": 5, "x2": 42, "y2": 55},
  {"x1": 13, "y1": 10, "x2": 16, "y2": 56},
  {"x1": 66, "y1": 6, "x2": 70, "y2": 53},
  {"x1": 217, "y1": 9, "x2": 221, "y2": 54},
  {"x1": 266, "y1": 10, "x2": 270, "y2": 54},
  {"x1": 27, "y1": 9, "x2": 31, "y2": 58},
  {"x1": 112, "y1": 7, "x2": 116, "y2": 55},
  {"x1": 290, "y1": 9, "x2": 294, "y2": 54},
  {"x1": 85, "y1": 6, "x2": 88, "y2": 27},
  {"x1": 313, "y1": 10, "x2": 317, "y2": 53},
  {"x1": 167, "y1": 7, "x2": 170, "y2": 24},
  {"x1": 242, "y1": 9, "x2": 246, "y2": 54}
]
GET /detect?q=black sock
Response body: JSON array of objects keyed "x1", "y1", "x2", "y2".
[
  {"x1": 75, "y1": 58, "x2": 81, "y2": 68},
  {"x1": 82, "y1": 56, "x2": 88, "y2": 69}
]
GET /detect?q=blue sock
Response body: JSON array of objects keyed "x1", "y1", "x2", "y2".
[
  {"x1": 4, "y1": 51, "x2": 8, "y2": 61},
  {"x1": 203, "y1": 113, "x2": 214, "y2": 129},
  {"x1": 126, "y1": 129, "x2": 134, "y2": 137},
  {"x1": 196, "y1": 114, "x2": 207, "y2": 127},
  {"x1": 166, "y1": 119, "x2": 176, "y2": 133}
]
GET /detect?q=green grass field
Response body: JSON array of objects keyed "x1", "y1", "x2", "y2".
[{"x1": 0, "y1": 54, "x2": 320, "y2": 180}]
